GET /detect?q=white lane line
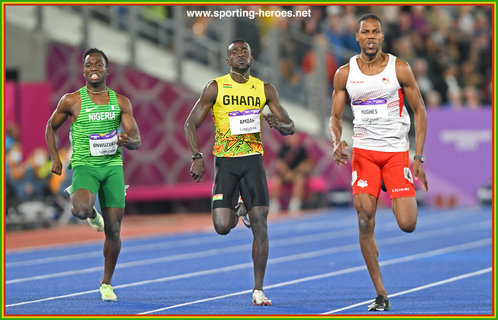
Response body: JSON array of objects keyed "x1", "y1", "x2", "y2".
[
  {"x1": 137, "y1": 239, "x2": 490, "y2": 314},
  {"x1": 6, "y1": 238, "x2": 489, "y2": 309},
  {"x1": 5, "y1": 221, "x2": 489, "y2": 284},
  {"x1": 4, "y1": 214, "x2": 355, "y2": 266},
  {"x1": 322, "y1": 267, "x2": 492, "y2": 314},
  {"x1": 4, "y1": 211, "x2": 353, "y2": 255},
  {"x1": 6, "y1": 206, "x2": 486, "y2": 265}
]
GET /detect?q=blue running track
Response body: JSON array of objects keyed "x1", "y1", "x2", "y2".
[{"x1": 5, "y1": 206, "x2": 494, "y2": 316}]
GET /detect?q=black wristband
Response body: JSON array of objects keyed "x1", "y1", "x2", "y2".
[
  {"x1": 414, "y1": 155, "x2": 424, "y2": 163},
  {"x1": 192, "y1": 152, "x2": 203, "y2": 160}
]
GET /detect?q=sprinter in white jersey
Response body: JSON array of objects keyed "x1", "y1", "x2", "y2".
[{"x1": 329, "y1": 14, "x2": 428, "y2": 312}]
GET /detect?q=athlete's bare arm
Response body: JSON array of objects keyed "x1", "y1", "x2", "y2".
[
  {"x1": 117, "y1": 94, "x2": 141, "y2": 150},
  {"x1": 396, "y1": 59, "x2": 428, "y2": 191},
  {"x1": 263, "y1": 83, "x2": 294, "y2": 136},
  {"x1": 45, "y1": 92, "x2": 81, "y2": 175},
  {"x1": 184, "y1": 80, "x2": 218, "y2": 182},
  {"x1": 329, "y1": 64, "x2": 350, "y2": 165}
]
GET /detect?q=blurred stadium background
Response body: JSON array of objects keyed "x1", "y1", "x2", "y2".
[{"x1": 4, "y1": 5, "x2": 493, "y2": 231}]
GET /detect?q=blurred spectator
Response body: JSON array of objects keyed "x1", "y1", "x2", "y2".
[
  {"x1": 269, "y1": 132, "x2": 312, "y2": 214},
  {"x1": 325, "y1": 7, "x2": 345, "y2": 63},
  {"x1": 6, "y1": 143, "x2": 61, "y2": 229},
  {"x1": 72, "y1": 5, "x2": 492, "y2": 110},
  {"x1": 163, "y1": 5, "x2": 493, "y2": 109},
  {"x1": 301, "y1": 33, "x2": 338, "y2": 92},
  {"x1": 341, "y1": 13, "x2": 361, "y2": 56},
  {"x1": 425, "y1": 90, "x2": 442, "y2": 110},
  {"x1": 5, "y1": 122, "x2": 20, "y2": 153},
  {"x1": 412, "y1": 58, "x2": 433, "y2": 100},
  {"x1": 443, "y1": 64, "x2": 461, "y2": 103},
  {"x1": 26, "y1": 147, "x2": 53, "y2": 198},
  {"x1": 463, "y1": 85, "x2": 481, "y2": 109},
  {"x1": 410, "y1": 6, "x2": 429, "y2": 36},
  {"x1": 6, "y1": 143, "x2": 29, "y2": 202},
  {"x1": 392, "y1": 35, "x2": 416, "y2": 65},
  {"x1": 445, "y1": 88, "x2": 464, "y2": 109}
]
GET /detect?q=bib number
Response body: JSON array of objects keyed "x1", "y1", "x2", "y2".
[
  {"x1": 352, "y1": 98, "x2": 388, "y2": 123},
  {"x1": 89, "y1": 130, "x2": 118, "y2": 156},
  {"x1": 228, "y1": 109, "x2": 261, "y2": 135}
]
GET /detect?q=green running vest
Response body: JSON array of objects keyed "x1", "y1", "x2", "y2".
[{"x1": 69, "y1": 87, "x2": 122, "y2": 168}]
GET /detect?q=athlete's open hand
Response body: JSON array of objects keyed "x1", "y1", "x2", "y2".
[
  {"x1": 190, "y1": 159, "x2": 205, "y2": 183},
  {"x1": 413, "y1": 160, "x2": 429, "y2": 192},
  {"x1": 333, "y1": 140, "x2": 350, "y2": 165},
  {"x1": 262, "y1": 113, "x2": 279, "y2": 130}
]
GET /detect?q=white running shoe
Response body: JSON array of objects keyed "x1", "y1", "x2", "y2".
[
  {"x1": 235, "y1": 200, "x2": 250, "y2": 228},
  {"x1": 87, "y1": 208, "x2": 104, "y2": 232},
  {"x1": 252, "y1": 289, "x2": 272, "y2": 306}
]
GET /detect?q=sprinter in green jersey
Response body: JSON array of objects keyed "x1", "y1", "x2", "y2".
[{"x1": 46, "y1": 48, "x2": 141, "y2": 302}]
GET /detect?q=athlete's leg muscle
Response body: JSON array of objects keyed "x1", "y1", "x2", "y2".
[
  {"x1": 71, "y1": 189, "x2": 96, "y2": 219},
  {"x1": 101, "y1": 207, "x2": 123, "y2": 284},
  {"x1": 354, "y1": 193, "x2": 387, "y2": 297},
  {"x1": 212, "y1": 207, "x2": 238, "y2": 235},
  {"x1": 249, "y1": 206, "x2": 269, "y2": 291},
  {"x1": 391, "y1": 196, "x2": 417, "y2": 232}
]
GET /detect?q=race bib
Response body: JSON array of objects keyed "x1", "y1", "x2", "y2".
[
  {"x1": 352, "y1": 98, "x2": 389, "y2": 123},
  {"x1": 228, "y1": 109, "x2": 261, "y2": 135},
  {"x1": 89, "y1": 130, "x2": 118, "y2": 156}
]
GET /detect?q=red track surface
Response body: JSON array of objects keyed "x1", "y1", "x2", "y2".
[{"x1": 5, "y1": 213, "x2": 214, "y2": 251}]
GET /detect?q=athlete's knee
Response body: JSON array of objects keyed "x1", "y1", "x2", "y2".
[
  {"x1": 398, "y1": 220, "x2": 416, "y2": 233},
  {"x1": 358, "y1": 216, "x2": 375, "y2": 235},
  {"x1": 211, "y1": 212, "x2": 233, "y2": 235},
  {"x1": 249, "y1": 206, "x2": 269, "y2": 226},
  {"x1": 105, "y1": 221, "x2": 122, "y2": 239},
  {"x1": 355, "y1": 207, "x2": 375, "y2": 234},
  {"x1": 393, "y1": 207, "x2": 417, "y2": 233},
  {"x1": 71, "y1": 203, "x2": 93, "y2": 219},
  {"x1": 213, "y1": 223, "x2": 231, "y2": 235}
]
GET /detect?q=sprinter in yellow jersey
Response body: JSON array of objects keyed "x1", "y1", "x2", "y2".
[
  {"x1": 46, "y1": 48, "x2": 141, "y2": 302},
  {"x1": 185, "y1": 39, "x2": 295, "y2": 306}
]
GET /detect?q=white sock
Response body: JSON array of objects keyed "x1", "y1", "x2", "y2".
[
  {"x1": 288, "y1": 197, "x2": 302, "y2": 212},
  {"x1": 269, "y1": 199, "x2": 281, "y2": 213}
]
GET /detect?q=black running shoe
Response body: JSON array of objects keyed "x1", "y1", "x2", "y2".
[{"x1": 368, "y1": 295, "x2": 390, "y2": 311}]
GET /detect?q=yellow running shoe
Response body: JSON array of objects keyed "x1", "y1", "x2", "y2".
[
  {"x1": 87, "y1": 207, "x2": 104, "y2": 232},
  {"x1": 99, "y1": 283, "x2": 117, "y2": 302}
]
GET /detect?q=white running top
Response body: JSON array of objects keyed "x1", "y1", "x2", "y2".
[{"x1": 346, "y1": 54, "x2": 411, "y2": 152}]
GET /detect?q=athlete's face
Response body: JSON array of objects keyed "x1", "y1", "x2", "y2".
[
  {"x1": 355, "y1": 18, "x2": 384, "y2": 57},
  {"x1": 226, "y1": 41, "x2": 253, "y2": 72},
  {"x1": 83, "y1": 53, "x2": 108, "y2": 85}
]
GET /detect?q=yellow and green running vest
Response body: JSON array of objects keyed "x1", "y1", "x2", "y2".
[
  {"x1": 70, "y1": 87, "x2": 122, "y2": 168},
  {"x1": 212, "y1": 74, "x2": 267, "y2": 157}
]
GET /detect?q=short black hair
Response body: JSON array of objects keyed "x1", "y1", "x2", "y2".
[
  {"x1": 357, "y1": 13, "x2": 382, "y2": 30},
  {"x1": 83, "y1": 48, "x2": 109, "y2": 68},
  {"x1": 227, "y1": 39, "x2": 251, "y2": 57},
  {"x1": 229, "y1": 38, "x2": 249, "y2": 46}
]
